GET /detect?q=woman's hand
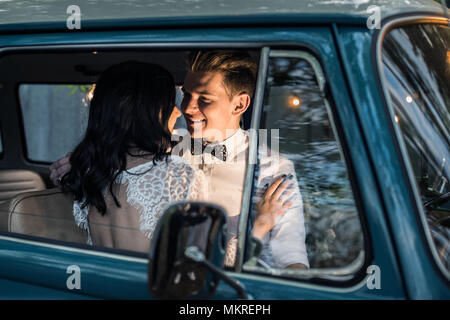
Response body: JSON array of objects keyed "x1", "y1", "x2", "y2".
[
  {"x1": 49, "y1": 152, "x2": 72, "y2": 186},
  {"x1": 253, "y1": 174, "x2": 295, "y2": 240}
]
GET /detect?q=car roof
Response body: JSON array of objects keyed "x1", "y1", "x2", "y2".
[{"x1": 0, "y1": 0, "x2": 446, "y2": 31}]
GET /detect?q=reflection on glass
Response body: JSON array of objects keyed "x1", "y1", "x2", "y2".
[
  {"x1": 255, "y1": 55, "x2": 363, "y2": 270},
  {"x1": 382, "y1": 23, "x2": 450, "y2": 272},
  {"x1": 405, "y1": 95, "x2": 413, "y2": 103}
]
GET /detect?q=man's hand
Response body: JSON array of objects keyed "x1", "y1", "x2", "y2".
[
  {"x1": 253, "y1": 174, "x2": 294, "y2": 240},
  {"x1": 49, "y1": 152, "x2": 72, "y2": 186}
]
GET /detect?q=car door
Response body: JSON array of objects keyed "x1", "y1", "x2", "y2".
[{"x1": 0, "y1": 24, "x2": 406, "y2": 299}]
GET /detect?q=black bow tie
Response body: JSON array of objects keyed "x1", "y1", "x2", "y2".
[{"x1": 191, "y1": 138, "x2": 227, "y2": 161}]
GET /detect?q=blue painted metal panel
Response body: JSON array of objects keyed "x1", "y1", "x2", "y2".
[{"x1": 0, "y1": 0, "x2": 443, "y2": 29}]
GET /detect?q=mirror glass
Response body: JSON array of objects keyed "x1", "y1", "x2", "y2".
[{"x1": 148, "y1": 201, "x2": 227, "y2": 299}]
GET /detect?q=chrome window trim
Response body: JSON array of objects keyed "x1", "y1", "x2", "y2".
[
  {"x1": 241, "y1": 49, "x2": 366, "y2": 281},
  {"x1": 236, "y1": 46, "x2": 270, "y2": 271},
  {"x1": 375, "y1": 14, "x2": 450, "y2": 281}
]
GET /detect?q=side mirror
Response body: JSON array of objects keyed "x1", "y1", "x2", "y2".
[{"x1": 148, "y1": 201, "x2": 248, "y2": 299}]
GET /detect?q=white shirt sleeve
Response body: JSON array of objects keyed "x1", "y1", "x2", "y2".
[{"x1": 256, "y1": 154, "x2": 309, "y2": 268}]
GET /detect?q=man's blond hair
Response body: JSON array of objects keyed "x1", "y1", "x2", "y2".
[{"x1": 188, "y1": 50, "x2": 257, "y2": 99}]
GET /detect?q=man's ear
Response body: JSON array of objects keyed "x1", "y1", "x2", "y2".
[{"x1": 231, "y1": 93, "x2": 251, "y2": 116}]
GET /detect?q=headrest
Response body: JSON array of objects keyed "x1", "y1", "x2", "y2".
[{"x1": 0, "y1": 169, "x2": 46, "y2": 202}]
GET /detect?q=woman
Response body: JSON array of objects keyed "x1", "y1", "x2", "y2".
[{"x1": 61, "y1": 61, "x2": 207, "y2": 252}]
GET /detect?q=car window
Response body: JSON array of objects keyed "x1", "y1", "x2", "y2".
[
  {"x1": 382, "y1": 23, "x2": 450, "y2": 276},
  {"x1": 1, "y1": 48, "x2": 367, "y2": 276},
  {"x1": 243, "y1": 50, "x2": 365, "y2": 277},
  {"x1": 0, "y1": 49, "x2": 260, "y2": 264},
  {"x1": 18, "y1": 84, "x2": 91, "y2": 163}
]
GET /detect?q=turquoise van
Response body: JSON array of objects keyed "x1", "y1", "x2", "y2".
[{"x1": 0, "y1": 0, "x2": 448, "y2": 299}]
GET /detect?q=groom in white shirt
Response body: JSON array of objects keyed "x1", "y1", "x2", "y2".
[
  {"x1": 50, "y1": 50, "x2": 309, "y2": 269},
  {"x1": 172, "y1": 51, "x2": 308, "y2": 269}
]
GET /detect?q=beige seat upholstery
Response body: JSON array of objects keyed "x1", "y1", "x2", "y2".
[
  {"x1": 0, "y1": 169, "x2": 46, "y2": 202},
  {"x1": 0, "y1": 188, "x2": 87, "y2": 244}
]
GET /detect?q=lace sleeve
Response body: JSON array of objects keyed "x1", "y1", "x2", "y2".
[
  {"x1": 225, "y1": 236, "x2": 238, "y2": 267},
  {"x1": 73, "y1": 200, "x2": 93, "y2": 245},
  {"x1": 119, "y1": 157, "x2": 209, "y2": 240},
  {"x1": 186, "y1": 168, "x2": 208, "y2": 202},
  {"x1": 163, "y1": 156, "x2": 208, "y2": 202}
]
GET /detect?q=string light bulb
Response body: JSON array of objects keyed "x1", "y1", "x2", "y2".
[
  {"x1": 87, "y1": 84, "x2": 96, "y2": 101},
  {"x1": 405, "y1": 95, "x2": 413, "y2": 103},
  {"x1": 288, "y1": 95, "x2": 301, "y2": 109}
]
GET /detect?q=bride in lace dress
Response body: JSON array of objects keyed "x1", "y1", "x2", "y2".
[{"x1": 60, "y1": 61, "x2": 208, "y2": 253}]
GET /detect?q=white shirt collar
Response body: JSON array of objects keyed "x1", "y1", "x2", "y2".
[{"x1": 218, "y1": 128, "x2": 248, "y2": 162}]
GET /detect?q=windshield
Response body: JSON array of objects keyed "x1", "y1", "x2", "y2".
[{"x1": 382, "y1": 23, "x2": 450, "y2": 273}]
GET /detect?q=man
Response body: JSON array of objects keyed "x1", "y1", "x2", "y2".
[{"x1": 50, "y1": 50, "x2": 309, "y2": 269}]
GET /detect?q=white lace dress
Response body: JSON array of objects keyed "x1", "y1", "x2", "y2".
[{"x1": 73, "y1": 155, "x2": 208, "y2": 245}]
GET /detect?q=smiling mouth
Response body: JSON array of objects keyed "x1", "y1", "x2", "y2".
[{"x1": 187, "y1": 119, "x2": 206, "y2": 126}]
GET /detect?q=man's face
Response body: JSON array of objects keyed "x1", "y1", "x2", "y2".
[{"x1": 181, "y1": 71, "x2": 238, "y2": 142}]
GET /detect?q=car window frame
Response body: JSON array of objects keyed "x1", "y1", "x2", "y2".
[
  {"x1": 375, "y1": 15, "x2": 450, "y2": 282},
  {"x1": 238, "y1": 47, "x2": 371, "y2": 286},
  {"x1": 0, "y1": 41, "x2": 372, "y2": 288}
]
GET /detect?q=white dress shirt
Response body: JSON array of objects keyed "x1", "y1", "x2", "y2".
[{"x1": 176, "y1": 128, "x2": 309, "y2": 268}]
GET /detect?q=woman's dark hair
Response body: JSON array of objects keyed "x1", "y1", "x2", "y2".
[{"x1": 61, "y1": 61, "x2": 175, "y2": 215}]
